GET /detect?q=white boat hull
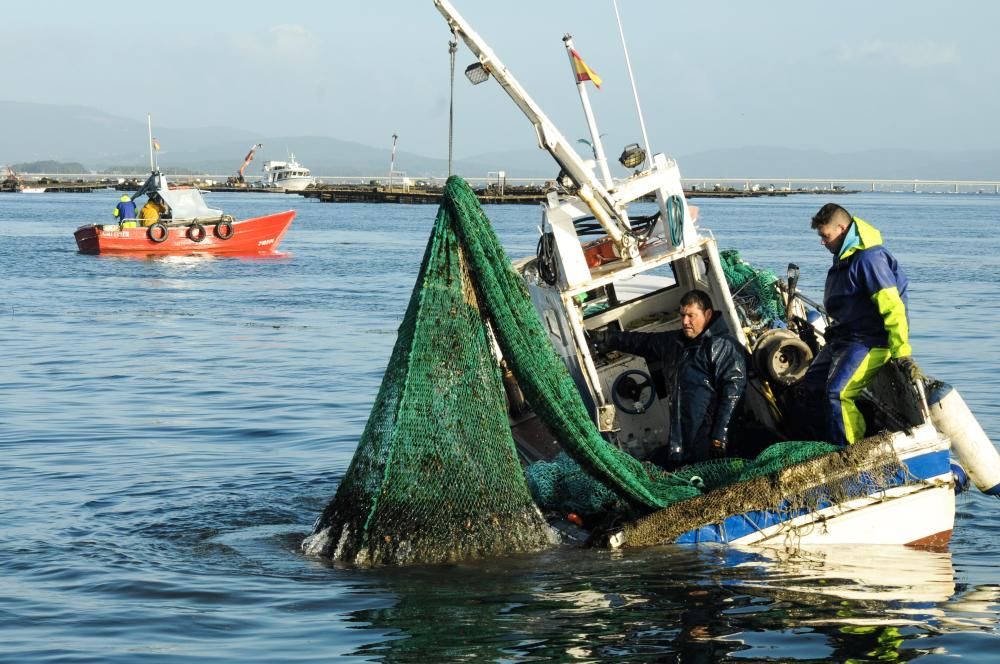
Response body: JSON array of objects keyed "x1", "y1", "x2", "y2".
[
  {"x1": 269, "y1": 176, "x2": 313, "y2": 192},
  {"x1": 738, "y1": 484, "x2": 954, "y2": 547},
  {"x1": 667, "y1": 424, "x2": 956, "y2": 548}
]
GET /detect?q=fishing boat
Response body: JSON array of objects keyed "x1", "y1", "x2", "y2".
[
  {"x1": 74, "y1": 170, "x2": 295, "y2": 255},
  {"x1": 303, "y1": 2, "x2": 1000, "y2": 567},
  {"x1": 261, "y1": 153, "x2": 314, "y2": 191},
  {"x1": 432, "y1": 1, "x2": 999, "y2": 549}
]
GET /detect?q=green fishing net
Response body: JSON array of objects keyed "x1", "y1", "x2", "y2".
[{"x1": 720, "y1": 248, "x2": 786, "y2": 330}]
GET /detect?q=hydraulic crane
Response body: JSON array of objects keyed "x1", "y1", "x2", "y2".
[{"x1": 228, "y1": 143, "x2": 263, "y2": 187}]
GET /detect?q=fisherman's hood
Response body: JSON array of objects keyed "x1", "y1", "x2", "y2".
[{"x1": 838, "y1": 217, "x2": 883, "y2": 260}]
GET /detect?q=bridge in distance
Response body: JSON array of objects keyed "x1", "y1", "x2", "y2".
[{"x1": 12, "y1": 171, "x2": 1000, "y2": 194}]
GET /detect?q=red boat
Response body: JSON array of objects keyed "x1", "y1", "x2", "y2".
[{"x1": 75, "y1": 171, "x2": 295, "y2": 255}]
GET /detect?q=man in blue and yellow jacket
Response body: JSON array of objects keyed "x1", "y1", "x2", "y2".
[{"x1": 801, "y1": 203, "x2": 916, "y2": 446}]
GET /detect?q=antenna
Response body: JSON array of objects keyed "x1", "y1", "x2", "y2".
[{"x1": 612, "y1": 0, "x2": 652, "y2": 161}]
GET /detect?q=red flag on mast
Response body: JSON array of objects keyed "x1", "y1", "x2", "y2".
[{"x1": 570, "y1": 49, "x2": 602, "y2": 88}]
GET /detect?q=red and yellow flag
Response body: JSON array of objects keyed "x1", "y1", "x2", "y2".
[{"x1": 570, "y1": 49, "x2": 602, "y2": 88}]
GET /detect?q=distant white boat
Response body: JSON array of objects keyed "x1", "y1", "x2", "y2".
[
  {"x1": 261, "y1": 154, "x2": 314, "y2": 191},
  {"x1": 21, "y1": 186, "x2": 46, "y2": 193}
]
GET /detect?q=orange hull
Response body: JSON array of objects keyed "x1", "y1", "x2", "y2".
[{"x1": 74, "y1": 211, "x2": 295, "y2": 255}]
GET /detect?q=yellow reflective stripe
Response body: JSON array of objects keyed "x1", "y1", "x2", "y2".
[
  {"x1": 839, "y1": 347, "x2": 892, "y2": 443},
  {"x1": 871, "y1": 286, "x2": 911, "y2": 357}
]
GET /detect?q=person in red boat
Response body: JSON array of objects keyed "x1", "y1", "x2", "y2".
[
  {"x1": 139, "y1": 193, "x2": 167, "y2": 227},
  {"x1": 113, "y1": 194, "x2": 137, "y2": 227}
]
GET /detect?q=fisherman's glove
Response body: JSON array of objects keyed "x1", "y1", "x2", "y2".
[
  {"x1": 710, "y1": 438, "x2": 727, "y2": 459},
  {"x1": 892, "y1": 355, "x2": 921, "y2": 382},
  {"x1": 586, "y1": 329, "x2": 609, "y2": 355}
]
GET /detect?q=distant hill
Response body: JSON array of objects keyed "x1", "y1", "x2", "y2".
[
  {"x1": 2, "y1": 100, "x2": 998, "y2": 181},
  {"x1": 12, "y1": 160, "x2": 86, "y2": 175},
  {"x1": 0, "y1": 100, "x2": 257, "y2": 165}
]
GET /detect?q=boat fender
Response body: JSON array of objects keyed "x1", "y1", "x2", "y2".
[
  {"x1": 148, "y1": 222, "x2": 169, "y2": 243},
  {"x1": 187, "y1": 223, "x2": 207, "y2": 242},
  {"x1": 927, "y1": 380, "x2": 1000, "y2": 496},
  {"x1": 215, "y1": 220, "x2": 234, "y2": 240},
  {"x1": 951, "y1": 462, "x2": 970, "y2": 495}
]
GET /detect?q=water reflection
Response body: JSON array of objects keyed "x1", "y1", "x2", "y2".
[
  {"x1": 341, "y1": 545, "x2": 998, "y2": 662},
  {"x1": 92, "y1": 251, "x2": 290, "y2": 263}
]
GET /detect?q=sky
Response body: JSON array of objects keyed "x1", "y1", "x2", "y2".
[{"x1": 4, "y1": 0, "x2": 1000, "y2": 161}]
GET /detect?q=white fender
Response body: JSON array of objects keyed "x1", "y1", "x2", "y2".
[{"x1": 927, "y1": 381, "x2": 1000, "y2": 496}]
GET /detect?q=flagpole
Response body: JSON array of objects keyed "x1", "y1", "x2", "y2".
[
  {"x1": 147, "y1": 114, "x2": 156, "y2": 173},
  {"x1": 389, "y1": 133, "x2": 398, "y2": 190},
  {"x1": 563, "y1": 35, "x2": 613, "y2": 190},
  {"x1": 612, "y1": 0, "x2": 652, "y2": 161}
]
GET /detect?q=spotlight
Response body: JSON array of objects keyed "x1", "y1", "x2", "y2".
[
  {"x1": 619, "y1": 143, "x2": 647, "y2": 170},
  {"x1": 464, "y1": 62, "x2": 490, "y2": 85}
]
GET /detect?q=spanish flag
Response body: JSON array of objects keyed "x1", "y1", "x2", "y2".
[
  {"x1": 570, "y1": 49, "x2": 602, "y2": 88},
  {"x1": 152, "y1": 138, "x2": 161, "y2": 151}
]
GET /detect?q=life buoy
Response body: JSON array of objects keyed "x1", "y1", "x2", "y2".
[
  {"x1": 148, "y1": 222, "x2": 169, "y2": 243},
  {"x1": 215, "y1": 220, "x2": 234, "y2": 240},
  {"x1": 187, "y1": 223, "x2": 207, "y2": 242}
]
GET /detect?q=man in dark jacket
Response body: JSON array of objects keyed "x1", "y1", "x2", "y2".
[
  {"x1": 589, "y1": 289, "x2": 747, "y2": 467},
  {"x1": 800, "y1": 203, "x2": 914, "y2": 446}
]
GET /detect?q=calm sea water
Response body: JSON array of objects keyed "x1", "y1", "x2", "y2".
[{"x1": 1, "y1": 189, "x2": 998, "y2": 662}]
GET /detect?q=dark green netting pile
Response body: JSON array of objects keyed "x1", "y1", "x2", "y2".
[
  {"x1": 720, "y1": 248, "x2": 786, "y2": 329},
  {"x1": 303, "y1": 178, "x2": 554, "y2": 566},
  {"x1": 525, "y1": 441, "x2": 842, "y2": 520},
  {"x1": 305, "y1": 177, "x2": 891, "y2": 565}
]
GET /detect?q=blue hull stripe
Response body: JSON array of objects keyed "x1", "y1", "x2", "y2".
[{"x1": 674, "y1": 449, "x2": 951, "y2": 544}]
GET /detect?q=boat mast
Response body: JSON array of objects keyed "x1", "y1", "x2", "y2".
[
  {"x1": 147, "y1": 114, "x2": 157, "y2": 173},
  {"x1": 389, "y1": 133, "x2": 398, "y2": 190},
  {"x1": 563, "y1": 34, "x2": 613, "y2": 191}
]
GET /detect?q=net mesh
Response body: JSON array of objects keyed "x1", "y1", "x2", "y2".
[
  {"x1": 303, "y1": 180, "x2": 554, "y2": 566},
  {"x1": 306, "y1": 177, "x2": 903, "y2": 565},
  {"x1": 720, "y1": 249, "x2": 786, "y2": 331}
]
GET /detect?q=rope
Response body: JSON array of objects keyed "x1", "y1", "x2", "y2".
[
  {"x1": 448, "y1": 34, "x2": 458, "y2": 177},
  {"x1": 666, "y1": 194, "x2": 684, "y2": 246}
]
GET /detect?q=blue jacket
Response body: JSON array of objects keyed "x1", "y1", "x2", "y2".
[
  {"x1": 824, "y1": 217, "x2": 911, "y2": 357},
  {"x1": 114, "y1": 199, "x2": 137, "y2": 221}
]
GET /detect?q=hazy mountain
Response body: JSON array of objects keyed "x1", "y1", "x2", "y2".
[
  {"x1": 0, "y1": 100, "x2": 257, "y2": 164},
  {"x1": 2, "y1": 100, "x2": 998, "y2": 181}
]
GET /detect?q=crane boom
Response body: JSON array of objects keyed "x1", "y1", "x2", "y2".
[
  {"x1": 433, "y1": 0, "x2": 637, "y2": 255},
  {"x1": 238, "y1": 143, "x2": 263, "y2": 183}
]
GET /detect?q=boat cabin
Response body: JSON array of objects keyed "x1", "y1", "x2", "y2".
[{"x1": 132, "y1": 172, "x2": 223, "y2": 222}]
